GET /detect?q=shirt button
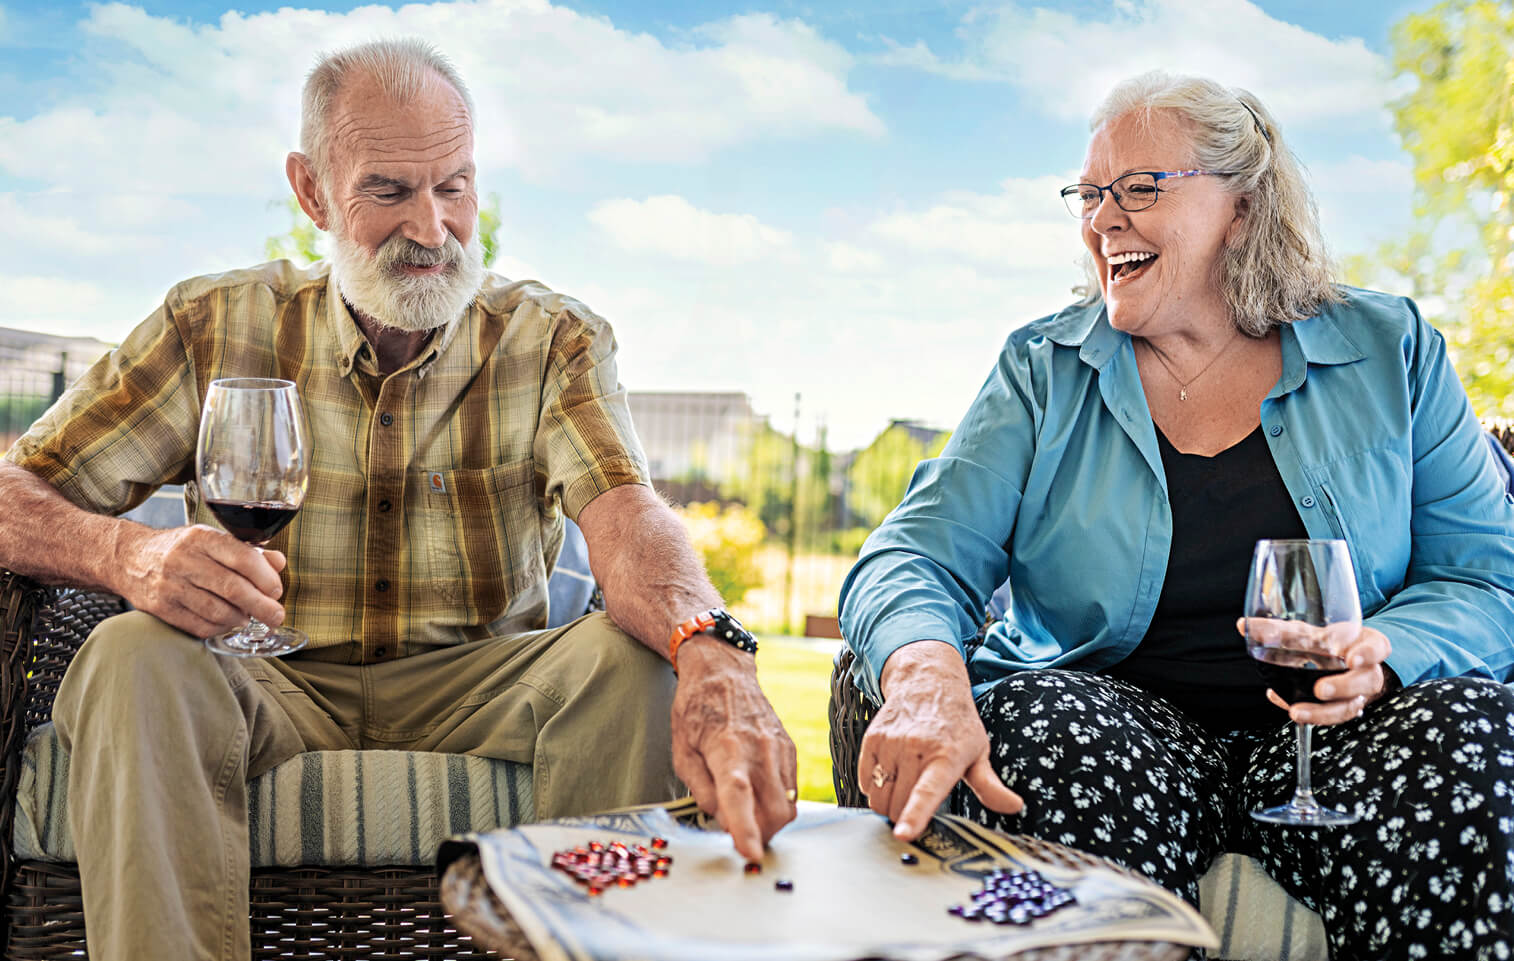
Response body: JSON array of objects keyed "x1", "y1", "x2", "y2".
[
  {"x1": 379, "y1": 412, "x2": 395, "y2": 427},
  {"x1": 373, "y1": 646, "x2": 387, "y2": 658},
  {"x1": 378, "y1": 499, "x2": 392, "y2": 512},
  {"x1": 1269, "y1": 425, "x2": 1283, "y2": 436},
  {"x1": 1300, "y1": 496, "x2": 1316, "y2": 508},
  {"x1": 375, "y1": 579, "x2": 390, "y2": 592}
]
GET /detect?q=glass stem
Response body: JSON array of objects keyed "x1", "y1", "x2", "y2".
[{"x1": 1290, "y1": 722, "x2": 1319, "y2": 812}]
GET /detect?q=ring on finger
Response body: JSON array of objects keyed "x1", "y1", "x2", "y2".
[
  {"x1": 870, "y1": 763, "x2": 897, "y2": 789},
  {"x1": 785, "y1": 787, "x2": 798, "y2": 802}
]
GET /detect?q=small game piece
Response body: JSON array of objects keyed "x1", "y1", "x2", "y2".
[
  {"x1": 900, "y1": 852, "x2": 919, "y2": 865},
  {"x1": 744, "y1": 861, "x2": 762, "y2": 875},
  {"x1": 775, "y1": 879, "x2": 794, "y2": 892}
]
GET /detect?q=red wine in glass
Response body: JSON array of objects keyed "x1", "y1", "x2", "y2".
[
  {"x1": 205, "y1": 500, "x2": 299, "y2": 545},
  {"x1": 1243, "y1": 538, "x2": 1362, "y2": 826},
  {"x1": 196, "y1": 378, "x2": 310, "y2": 657},
  {"x1": 1252, "y1": 646, "x2": 1349, "y2": 704}
]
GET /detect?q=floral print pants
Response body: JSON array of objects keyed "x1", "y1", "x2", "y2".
[{"x1": 954, "y1": 670, "x2": 1514, "y2": 961}]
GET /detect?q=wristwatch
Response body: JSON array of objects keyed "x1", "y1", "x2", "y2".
[{"x1": 668, "y1": 608, "x2": 758, "y2": 675}]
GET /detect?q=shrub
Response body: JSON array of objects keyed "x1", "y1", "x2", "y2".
[{"x1": 674, "y1": 501, "x2": 766, "y2": 606}]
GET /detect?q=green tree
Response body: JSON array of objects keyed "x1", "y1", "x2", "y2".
[
  {"x1": 264, "y1": 196, "x2": 322, "y2": 264},
  {"x1": 262, "y1": 192, "x2": 506, "y2": 268},
  {"x1": 844, "y1": 423, "x2": 949, "y2": 530},
  {"x1": 672, "y1": 501, "x2": 766, "y2": 605},
  {"x1": 1362, "y1": 1, "x2": 1514, "y2": 415}
]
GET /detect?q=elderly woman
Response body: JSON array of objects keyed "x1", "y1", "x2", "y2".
[{"x1": 839, "y1": 71, "x2": 1514, "y2": 960}]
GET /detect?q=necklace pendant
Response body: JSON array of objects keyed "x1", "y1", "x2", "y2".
[{"x1": 1179, "y1": 388, "x2": 1188, "y2": 401}]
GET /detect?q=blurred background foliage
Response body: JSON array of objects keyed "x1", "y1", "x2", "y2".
[{"x1": 1346, "y1": 0, "x2": 1514, "y2": 417}]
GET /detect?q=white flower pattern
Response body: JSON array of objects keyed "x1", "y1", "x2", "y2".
[{"x1": 955, "y1": 671, "x2": 1514, "y2": 961}]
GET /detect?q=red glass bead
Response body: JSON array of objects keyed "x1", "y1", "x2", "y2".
[
  {"x1": 651, "y1": 837, "x2": 669, "y2": 849},
  {"x1": 744, "y1": 862, "x2": 762, "y2": 875}
]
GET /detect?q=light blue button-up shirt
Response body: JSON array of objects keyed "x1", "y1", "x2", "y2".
[{"x1": 839, "y1": 288, "x2": 1514, "y2": 704}]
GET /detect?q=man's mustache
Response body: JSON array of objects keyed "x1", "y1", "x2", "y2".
[{"x1": 376, "y1": 234, "x2": 463, "y2": 271}]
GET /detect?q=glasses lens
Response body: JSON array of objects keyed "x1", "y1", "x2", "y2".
[
  {"x1": 1114, "y1": 172, "x2": 1159, "y2": 212},
  {"x1": 1062, "y1": 186, "x2": 1101, "y2": 219}
]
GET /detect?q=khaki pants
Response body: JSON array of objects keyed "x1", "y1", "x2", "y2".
[{"x1": 51, "y1": 610, "x2": 680, "y2": 961}]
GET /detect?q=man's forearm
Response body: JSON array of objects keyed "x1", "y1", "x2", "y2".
[
  {"x1": 576, "y1": 483, "x2": 720, "y2": 657},
  {"x1": 0, "y1": 462, "x2": 140, "y2": 592}
]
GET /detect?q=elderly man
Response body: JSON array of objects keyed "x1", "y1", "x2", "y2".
[{"x1": 0, "y1": 38, "x2": 797, "y2": 961}]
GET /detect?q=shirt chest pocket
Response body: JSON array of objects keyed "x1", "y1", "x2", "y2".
[{"x1": 411, "y1": 460, "x2": 542, "y2": 609}]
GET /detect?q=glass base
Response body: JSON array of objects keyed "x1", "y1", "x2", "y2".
[
  {"x1": 205, "y1": 624, "x2": 309, "y2": 658},
  {"x1": 1251, "y1": 802, "x2": 1359, "y2": 827}
]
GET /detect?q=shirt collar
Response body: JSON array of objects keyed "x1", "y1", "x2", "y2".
[
  {"x1": 322, "y1": 268, "x2": 474, "y2": 379},
  {"x1": 1037, "y1": 300, "x2": 1122, "y2": 370},
  {"x1": 1037, "y1": 294, "x2": 1367, "y2": 378}
]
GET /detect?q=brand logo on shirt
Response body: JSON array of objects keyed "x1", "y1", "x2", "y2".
[{"x1": 428, "y1": 472, "x2": 446, "y2": 494}]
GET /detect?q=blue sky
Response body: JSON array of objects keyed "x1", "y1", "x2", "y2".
[{"x1": 0, "y1": 0, "x2": 1428, "y2": 447}]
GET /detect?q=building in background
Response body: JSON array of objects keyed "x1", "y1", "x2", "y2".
[
  {"x1": 627, "y1": 391, "x2": 767, "y2": 494},
  {"x1": 0, "y1": 327, "x2": 113, "y2": 450}
]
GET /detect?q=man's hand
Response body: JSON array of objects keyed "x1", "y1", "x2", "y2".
[
  {"x1": 115, "y1": 524, "x2": 287, "y2": 638},
  {"x1": 861, "y1": 641, "x2": 1023, "y2": 841},
  {"x1": 670, "y1": 639, "x2": 797, "y2": 862}
]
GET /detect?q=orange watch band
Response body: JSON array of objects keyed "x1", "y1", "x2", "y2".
[
  {"x1": 668, "y1": 609, "x2": 757, "y2": 675},
  {"x1": 668, "y1": 611, "x2": 718, "y2": 675}
]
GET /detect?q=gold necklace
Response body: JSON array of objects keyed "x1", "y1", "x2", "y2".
[{"x1": 1142, "y1": 331, "x2": 1241, "y2": 401}]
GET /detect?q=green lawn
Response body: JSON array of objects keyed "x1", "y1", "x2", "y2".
[{"x1": 754, "y1": 638, "x2": 839, "y2": 803}]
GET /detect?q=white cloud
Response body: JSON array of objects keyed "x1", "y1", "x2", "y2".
[
  {"x1": 0, "y1": 274, "x2": 112, "y2": 327},
  {"x1": 866, "y1": 174, "x2": 1084, "y2": 270},
  {"x1": 1306, "y1": 154, "x2": 1413, "y2": 195},
  {"x1": 589, "y1": 195, "x2": 794, "y2": 265},
  {"x1": 0, "y1": 1, "x2": 882, "y2": 191},
  {"x1": 880, "y1": 0, "x2": 1389, "y2": 130},
  {"x1": 825, "y1": 242, "x2": 885, "y2": 273}
]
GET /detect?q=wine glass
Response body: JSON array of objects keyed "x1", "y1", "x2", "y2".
[
  {"x1": 196, "y1": 378, "x2": 310, "y2": 657},
  {"x1": 1243, "y1": 538, "x2": 1361, "y2": 826}
]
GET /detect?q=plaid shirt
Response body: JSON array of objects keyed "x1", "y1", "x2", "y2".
[{"x1": 5, "y1": 260, "x2": 649, "y2": 662}]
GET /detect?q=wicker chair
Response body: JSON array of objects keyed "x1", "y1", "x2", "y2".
[
  {"x1": 828, "y1": 422, "x2": 1514, "y2": 961},
  {"x1": 0, "y1": 571, "x2": 511, "y2": 960}
]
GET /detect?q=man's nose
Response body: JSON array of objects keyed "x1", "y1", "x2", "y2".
[{"x1": 403, "y1": 192, "x2": 449, "y2": 249}]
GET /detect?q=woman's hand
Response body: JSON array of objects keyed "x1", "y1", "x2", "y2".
[
  {"x1": 1240, "y1": 619, "x2": 1396, "y2": 725},
  {"x1": 859, "y1": 641, "x2": 1023, "y2": 841}
]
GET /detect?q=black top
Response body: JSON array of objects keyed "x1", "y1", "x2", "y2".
[{"x1": 1103, "y1": 424, "x2": 1308, "y2": 730}]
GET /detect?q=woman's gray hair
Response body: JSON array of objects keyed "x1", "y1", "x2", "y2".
[
  {"x1": 300, "y1": 38, "x2": 475, "y2": 192},
  {"x1": 1077, "y1": 71, "x2": 1340, "y2": 335}
]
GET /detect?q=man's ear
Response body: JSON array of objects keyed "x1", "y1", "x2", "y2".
[{"x1": 286, "y1": 153, "x2": 330, "y2": 230}]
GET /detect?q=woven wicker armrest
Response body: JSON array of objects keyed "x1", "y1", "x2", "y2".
[
  {"x1": 0, "y1": 570, "x2": 45, "y2": 898},
  {"x1": 0, "y1": 571, "x2": 125, "y2": 895},
  {"x1": 827, "y1": 647, "x2": 879, "y2": 809}
]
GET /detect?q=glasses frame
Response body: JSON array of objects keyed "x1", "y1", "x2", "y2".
[{"x1": 1059, "y1": 169, "x2": 1236, "y2": 219}]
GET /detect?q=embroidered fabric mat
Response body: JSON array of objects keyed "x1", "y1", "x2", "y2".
[{"x1": 438, "y1": 799, "x2": 1216, "y2": 961}]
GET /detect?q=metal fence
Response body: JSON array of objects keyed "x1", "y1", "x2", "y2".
[{"x1": 2, "y1": 348, "x2": 934, "y2": 638}]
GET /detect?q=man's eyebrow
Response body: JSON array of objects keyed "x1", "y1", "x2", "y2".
[
  {"x1": 356, "y1": 173, "x2": 410, "y2": 192},
  {"x1": 442, "y1": 164, "x2": 475, "y2": 182}
]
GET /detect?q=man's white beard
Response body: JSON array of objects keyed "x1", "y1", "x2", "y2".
[{"x1": 328, "y1": 222, "x2": 486, "y2": 333}]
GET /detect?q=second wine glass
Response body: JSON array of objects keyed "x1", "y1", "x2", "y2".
[
  {"x1": 196, "y1": 377, "x2": 310, "y2": 657},
  {"x1": 1243, "y1": 538, "x2": 1361, "y2": 826}
]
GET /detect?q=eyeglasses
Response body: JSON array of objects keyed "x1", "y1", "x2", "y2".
[{"x1": 1059, "y1": 170, "x2": 1235, "y2": 219}]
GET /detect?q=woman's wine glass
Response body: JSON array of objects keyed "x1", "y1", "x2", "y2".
[
  {"x1": 196, "y1": 378, "x2": 310, "y2": 657},
  {"x1": 1243, "y1": 538, "x2": 1361, "y2": 826}
]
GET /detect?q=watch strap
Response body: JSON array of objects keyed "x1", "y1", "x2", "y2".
[{"x1": 668, "y1": 609, "x2": 757, "y2": 675}]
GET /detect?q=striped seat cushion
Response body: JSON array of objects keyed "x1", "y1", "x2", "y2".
[
  {"x1": 1201, "y1": 852, "x2": 1327, "y2": 960},
  {"x1": 13, "y1": 723, "x2": 532, "y2": 868}
]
